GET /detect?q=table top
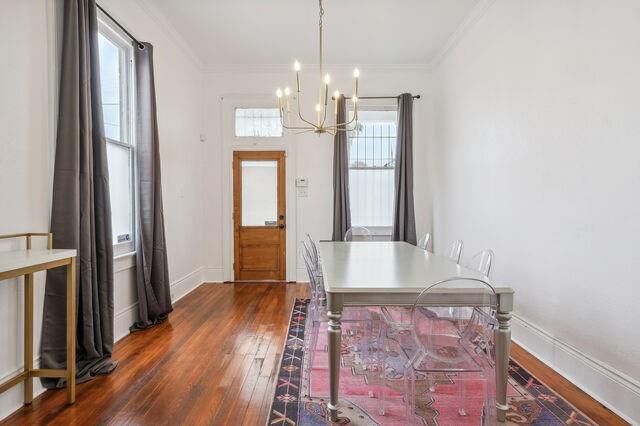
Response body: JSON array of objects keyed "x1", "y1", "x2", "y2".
[
  {"x1": 0, "y1": 249, "x2": 77, "y2": 274},
  {"x1": 319, "y1": 241, "x2": 512, "y2": 294}
]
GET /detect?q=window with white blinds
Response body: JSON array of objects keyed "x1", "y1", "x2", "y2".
[
  {"x1": 348, "y1": 108, "x2": 398, "y2": 230},
  {"x1": 98, "y1": 16, "x2": 135, "y2": 254}
]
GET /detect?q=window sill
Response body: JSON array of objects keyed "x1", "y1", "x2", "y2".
[{"x1": 114, "y1": 250, "x2": 136, "y2": 273}]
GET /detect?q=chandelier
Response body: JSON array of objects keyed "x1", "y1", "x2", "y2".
[{"x1": 276, "y1": 0, "x2": 360, "y2": 135}]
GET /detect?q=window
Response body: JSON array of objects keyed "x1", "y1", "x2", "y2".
[
  {"x1": 98, "y1": 18, "x2": 135, "y2": 254},
  {"x1": 348, "y1": 107, "x2": 398, "y2": 232},
  {"x1": 235, "y1": 108, "x2": 283, "y2": 137}
]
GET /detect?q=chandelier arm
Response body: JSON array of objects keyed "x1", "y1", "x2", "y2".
[
  {"x1": 295, "y1": 94, "x2": 321, "y2": 129},
  {"x1": 334, "y1": 111, "x2": 358, "y2": 128},
  {"x1": 279, "y1": 109, "x2": 315, "y2": 130},
  {"x1": 293, "y1": 129, "x2": 317, "y2": 135}
]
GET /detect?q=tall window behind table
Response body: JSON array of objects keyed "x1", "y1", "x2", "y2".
[
  {"x1": 97, "y1": 17, "x2": 135, "y2": 255},
  {"x1": 348, "y1": 106, "x2": 398, "y2": 239}
]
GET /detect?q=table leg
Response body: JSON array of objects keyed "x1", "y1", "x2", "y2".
[
  {"x1": 327, "y1": 300, "x2": 343, "y2": 422},
  {"x1": 495, "y1": 309, "x2": 512, "y2": 421},
  {"x1": 24, "y1": 273, "x2": 33, "y2": 404},
  {"x1": 66, "y1": 258, "x2": 76, "y2": 404}
]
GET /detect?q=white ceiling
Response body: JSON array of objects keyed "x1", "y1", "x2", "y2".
[{"x1": 149, "y1": 0, "x2": 481, "y2": 65}]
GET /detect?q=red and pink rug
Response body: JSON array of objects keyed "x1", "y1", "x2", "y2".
[{"x1": 268, "y1": 299, "x2": 596, "y2": 425}]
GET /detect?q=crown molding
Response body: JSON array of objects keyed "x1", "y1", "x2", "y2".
[
  {"x1": 203, "y1": 63, "x2": 432, "y2": 75},
  {"x1": 428, "y1": 0, "x2": 497, "y2": 71},
  {"x1": 132, "y1": 0, "x2": 204, "y2": 71}
]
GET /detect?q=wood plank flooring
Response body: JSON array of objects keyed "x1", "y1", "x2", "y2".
[{"x1": 1, "y1": 282, "x2": 626, "y2": 425}]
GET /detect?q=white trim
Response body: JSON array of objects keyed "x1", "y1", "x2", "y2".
[
  {"x1": 201, "y1": 266, "x2": 224, "y2": 283},
  {"x1": 296, "y1": 268, "x2": 309, "y2": 284},
  {"x1": 512, "y1": 313, "x2": 639, "y2": 424},
  {"x1": 114, "y1": 251, "x2": 136, "y2": 273},
  {"x1": 220, "y1": 95, "x2": 298, "y2": 282},
  {"x1": 114, "y1": 302, "x2": 139, "y2": 342},
  {"x1": 169, "y1": 268, "x2": 204, "y2": 304},
  {"x1": 204, "y1": 63, "x2": 432, "y2": 74},
  {"x1": 0, "y1": 359, "x2": 47, "y2": 421},
  {"x1": 428, "y1": 0, "x2": 497, "y2": 71}
]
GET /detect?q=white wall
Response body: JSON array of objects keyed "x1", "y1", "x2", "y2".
[
  {"x1": 0, "y1": 0, "x2": 207, "y2": 419},
  {"x1": 430, "y1": 0, "x2": 640, "y2": 422},
  {"x1": 203, "y1": 66, "x2": 433, "y2": 281}
]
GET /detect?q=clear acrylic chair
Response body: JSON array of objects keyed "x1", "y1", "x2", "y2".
[
  {"x1": 446, "y1": 240, "x2": 464, "y2": 263},
  {"x1": 301, "y1": 241, "x2": 376, "y2": 388},
  {"x1": 417, "y1": 233, "x2": 431, "y2": 251},
  {"x1": 344, "y1": 226, "x2": 373, "y2": 241},
  {"x1": 468, "y1": 249, "x2": 495, "y2": 278},
  {"x1": 305, "y1": 233, "x2": 320, "y2": 271},
  {"x1": 401, "y1": 278, "x2": 498, "y2": 424}
]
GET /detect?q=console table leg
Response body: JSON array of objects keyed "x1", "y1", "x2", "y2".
[
  {"x1": 24, "y1": 273, "x2": 33, "y2": 404},
  {"x1": 66, "y1": 258, "x2": 76, "y2": 404}
]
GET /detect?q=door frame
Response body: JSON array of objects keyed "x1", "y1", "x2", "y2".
[
  {"x1": 220, "y1": 95, "x2": 298, "y2": 282},
  {"x1": 233, "y1": 150, "x2": 286, "y2": 280}
]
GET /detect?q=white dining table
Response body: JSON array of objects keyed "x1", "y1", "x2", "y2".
[{"x1": 318, "y1": 241, "x2": 514, "y2": 422}]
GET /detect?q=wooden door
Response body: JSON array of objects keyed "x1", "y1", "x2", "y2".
[{"x1": 233, "y1": 151, "x2": 286, "y2": 281}]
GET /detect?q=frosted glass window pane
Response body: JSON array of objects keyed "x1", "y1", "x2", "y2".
[
  {"x1": 241, "y1": 161, "x2": 278, "y2": 226},
  {"x1": 98, "y1": 33, "x2": 122, "y2": 142},
  {"x1": 235, "y1": 108, "x2": 283, "y2": 137},
  {"x1": 349, "y1": 169, "x2": 394, "y2": 227},
  {"x1": 107, "y1": 143, "x2": 132, "y2": 241}
]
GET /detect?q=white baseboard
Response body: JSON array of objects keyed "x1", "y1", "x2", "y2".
[
  {"x1": 114, "y1": 302, "x2": 139, "y2": 342},
  {"x1": 201, "y1": 266, "x2": 223, "y2": 283},
  {"x1": 512, "y1": 313, "x2": 640, "y2": 424},
  {"x1": 0, "y1": 359, "x2": 47, "y2": 421},
  {"x1": 296, "y1": 268, "x2": 309, "y2": 283},
  {"x1": 169, "y1": 267, "x2": 207, "y2": 303}
]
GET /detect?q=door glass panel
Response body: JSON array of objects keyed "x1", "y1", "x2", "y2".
[{"x1": 241, "y1": 160, "x2": 278, "y2": 226}]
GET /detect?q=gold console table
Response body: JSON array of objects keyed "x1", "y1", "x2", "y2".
[{"x1": 0, "y1": 233, "x2": 76, "y2": 405}]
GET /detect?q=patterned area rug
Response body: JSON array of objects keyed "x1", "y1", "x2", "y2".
[{"x1": 268, "y1": 299, "x2": 596, "y2": 425}]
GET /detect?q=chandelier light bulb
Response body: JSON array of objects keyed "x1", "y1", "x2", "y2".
[
  {"x1": 352, "y1": 95, "x2": 358, "y2": 103},
  {"x1": 276, "y1": 88, "x2": 283, "y2": 98},
  {"x1": 353, "y1": 68, "x2": 360, "y2": 78},
  {"x1": 294, "y1": 61, "x2": 301, "y2": 71},
  {"x1": 315, "y1": 103, "x2": 322, "y2": 112},
  {"x1": 284, "y1": 87, "x2": 291, "y2": 96},
  {"x1": 334, "y1": 90, "x2": 340, "y2": 99},
  {"x1": 324, "y1": 74, "x2": 331, "y2": 84}
]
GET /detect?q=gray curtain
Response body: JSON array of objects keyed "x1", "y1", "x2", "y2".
[
  {"x1": 130, "y1": 42, "x2": 173, "y2": 331},
  {"x1": 41, "y1": 0, "x2": 117, "y2": 388},
  {"x1": 391, "y1": 93, "x2": 417, "y2": 244},
  {"x1": 331, "y1": 96, "x2": 351, "y2": 241}
]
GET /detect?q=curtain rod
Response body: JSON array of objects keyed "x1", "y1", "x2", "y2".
[
  {"x1": 96, "y1": 4, "x2": 145, "y2": 49},
  {"x1": 331, "y1": 95, "x2": 421, "y2": 100}
]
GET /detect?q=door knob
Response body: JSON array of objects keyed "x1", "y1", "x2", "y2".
[{"x1": 278, "y1": 224, "x2": 286, "y2": 229}]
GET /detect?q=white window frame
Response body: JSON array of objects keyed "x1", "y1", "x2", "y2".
[
  {"x1": 98, "y1": 15, "x2": 136, "y2": 256},
  {"x1": 347, "y1": 103, "x2": 398, "y2": 236}
]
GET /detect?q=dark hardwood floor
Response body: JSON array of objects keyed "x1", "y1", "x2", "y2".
[{"x1": 1, "y1": 283, "x2": 626, "y2": 425}]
